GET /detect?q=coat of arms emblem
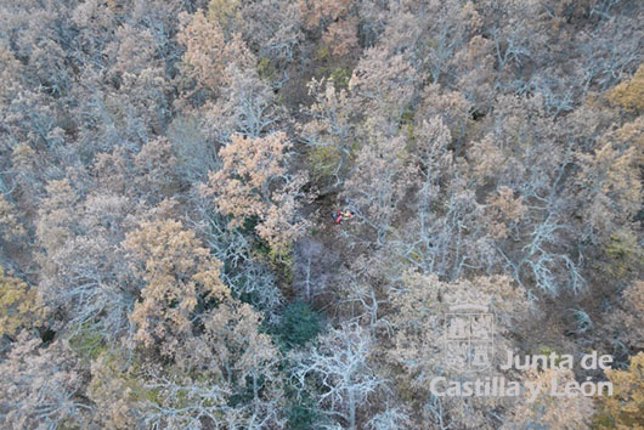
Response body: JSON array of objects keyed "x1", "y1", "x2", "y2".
[{"x1": 443, "y1": 304, "x2": 495, "y2": 373}]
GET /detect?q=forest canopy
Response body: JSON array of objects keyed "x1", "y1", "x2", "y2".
[{"x1": 0, "y1": 0, "x2": 642, "y2": 429}]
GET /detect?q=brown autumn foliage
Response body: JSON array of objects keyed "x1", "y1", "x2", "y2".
[
  {"x1": 124, "y1": 219, "x2": 229, "y2": 356},
  {"x1": 0, "y1": 267, "x2": 47, "y2": 338},
  {"x1": 607, "y1": 64, "x2": 644, "y2": 111},
  {"x1": 177, "y1": 9, "x2": 254, "y2": 93},
  {"x1": 502, "y1": 368, "x2": 595, "y2": 429},
  {"x1": 593, "y1": 352, "x2": 644, "y2": 429},
  {"x1": 204, "y1": 132, "x2": 310, "y2": 256}
]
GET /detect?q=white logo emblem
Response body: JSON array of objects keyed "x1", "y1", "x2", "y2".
[{"x1": 443, "y1": 304, "x2": 495, "y2": 373}]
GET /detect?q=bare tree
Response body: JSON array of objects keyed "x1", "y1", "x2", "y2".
[
  {"x1": 291, "y1": 323, "x2": 384, "y2": 430},
  {"x1": 0, "y1": 333, "x2": 91, "y2": 429}
]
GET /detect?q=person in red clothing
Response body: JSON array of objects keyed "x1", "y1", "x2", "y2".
[{"x1": 332, "y1": 209, "x2": 354, "y2": 224}]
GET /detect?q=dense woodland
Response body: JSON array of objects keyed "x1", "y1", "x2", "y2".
[{"x1": 0, "y1": 0, "x2": 642, "y2": 428}]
